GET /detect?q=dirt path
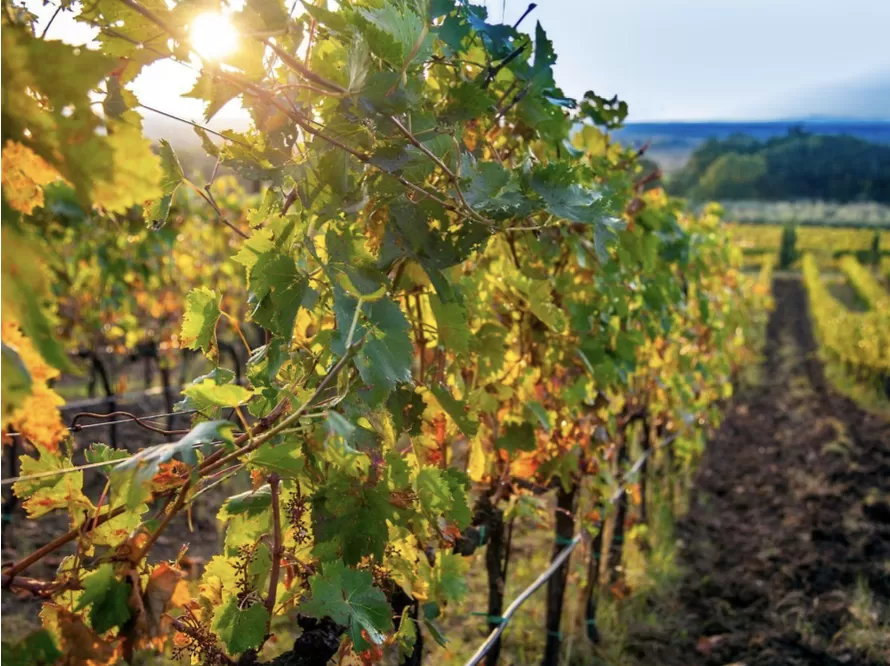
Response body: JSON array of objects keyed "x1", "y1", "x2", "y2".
[{"x1": 629, "y1": 278, "x2": 890, "y2": 666}]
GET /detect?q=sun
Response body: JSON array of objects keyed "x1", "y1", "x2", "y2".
[{"x1": 190, "y1": 13, "x2": 238, "y2": 61}]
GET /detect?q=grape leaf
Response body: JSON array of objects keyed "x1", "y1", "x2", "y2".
[
  {"x1": 233, "y1": 228, "x2": 276, "y2": 271},
  {"x1": 334, "y1": 290, "x2": 413, "y2": 403},
  {"x1": 176, "y1": 368, "x2": 236, "y2": 417},
  {"x1": 1, "y1": 342, "x2": 31, "y2": 422},
  {"x1": 462, "y1": 161, "x2": 531, "y2": 220},
  {"x1": 312, "y1": 477, "x2": 395, "y2": 564},
  {"x1": 182, "y1": 379, "x2": 252, "y2": 408},
  {"x1": 220, "y1": 485, "x2": 272, "y2": 518},
  {"x1": 2, "y1": 629, "x2": 61, "y2": 666},
  {"x1": 113, "y1": 420, "x2": 234, "y2": 508},
  {"x1": 75, "y1": 564, "x2": 132, "y2": 634},
  {"x1": 427, "y1": 553, "x2": 467, "y2": 603},
  {"x1": 247, "y1": 438, "x2": 305, "y2": 478},
  {"x1": 429, "y1": 384, "x2": 478, "y2": 437},
  {"x1": 359, "y1": 1, "x2": 432, "y2": 68},
  {"x1": 495, "y1": 422, "x2": 536, "y2": 452},
  {"x1": 13, "y1": 451, "x2": 92, "y2": 519},
  {"x1": 395, "y1": 611, "x2": 417, "y2": 660},
  {"x1": 181, "y1": 287, "x2": 221, "y2": 361},
  {"x1": 530, "y1": 163, "x2": 611, "y2": 226},
  {"x1": 146, "y1": 139, "x2": 184, "y2": 227},
  {"x1": 303, "y1": 562, "x2": 393, "y2": 652},
  {"x1": 211, "y1": 596, "x2": 269, "y2": 654},
  {"x1": 413, "y1": 466, "x2": 471, "y2": 528},
  {"x1": 441, "y1": 82, "x2": 495, "y2": 124},
  {"x1": 248, "y1": 251, "x2": 311, "y2": 340},
  {"x1": 429, "y1": 294, "x2": 470, "y2": 354},
  {"x1": 1, "y1": 225, "x2": 70, "y2": 370}
]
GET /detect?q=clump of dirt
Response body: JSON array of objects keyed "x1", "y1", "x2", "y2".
[{"x1": 627, "y1": 278, "x2": 890, "y2": 666}]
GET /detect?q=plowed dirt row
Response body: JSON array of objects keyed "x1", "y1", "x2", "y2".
[{"x1": 629, "y1": 278, "x2": 890, "y2": 666}]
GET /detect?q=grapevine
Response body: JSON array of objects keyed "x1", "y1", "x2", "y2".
[
  {"x1": 802, "y1": 254, "x2": 890, "y2": 381},
  {"x1": 1, "y1": 2, "x2": 766, "y2": 665}
]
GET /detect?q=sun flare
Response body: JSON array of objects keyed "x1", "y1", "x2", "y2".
[{"x1": 190, "y1": 13, "x2": 238, "y2": 61}]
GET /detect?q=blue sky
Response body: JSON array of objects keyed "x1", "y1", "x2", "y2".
[
  {"x1": 30, "y1": 0, "x2": 890, "y2": 123},
  {"x1": 500, "y1": 0, "x2": 890, "y2": 120}
]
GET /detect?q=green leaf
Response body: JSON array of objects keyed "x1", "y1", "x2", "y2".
[
  {"x1": 1, "y1": 225, "x2": 71, "y2": 371},
  {"x1": 428, "y1": 553, "x2": 467, "y2": 603},
  {"x1": 429, "y1": 294, "x2": 470, "y2": 354},
  {"x1": 530, "y1": 21, "x2": 557, "y2": 88},
  {"x1": 579, "y1": 90, "x2": 629, "y2": 129},
  {"x1": 220, "y1": 485, "x2": 271, "y2": 518},
  {"x1": 359, "y1": 1, "x2": 432, "y2": 68},
  {"x1": 246, "y1": 0, "x2": 289, "y2": 31},
  {"x1": 185, "y1": 71, "x2": 242, "y2": 122},
  {"x1": 13, "y1": 451, "x2": 92, "y2": 519},
  {"x1": 303, "y1": 562, "x2": 393, "y2": 652},
  {"x1": 462, "y1": 161, "x2": 531, "y2": 220},
  {"x1": 388, "y1": 387, "x2": 425, "y2": 436},
  {"x1": 233, "y1": 228, "x2": 275, "y2": 271},
  {"x1": 248, "y1": 438, "x2": 305, "y2": 478},
  {"x1": 525, "y1": 401, "x2": 551, "y2": 432},
  {"x1": 395, "y1": 611, "x2": 417, "y2": 660},
  {"x1": 249, "y1": 251, "x2": 311, "y2": 340},
  {"x1": 1, "y1": 342, "x2": 31, "y2": 423},
  {"x1": 312, "y1": 478, "x2": 395, "y2": 564},
  {"x1": 495, "y1": 422, "x2": 536, "y2": 452},
  {"x1": 423, "y1": 615, "x2": 448, "y2": 646},
  {"x1": 75, "y1": 564, "x2": 132, "y2": 634},
  {"x1": 429, "y1": 384, "x2": 478, "y2": 437},
  {"x1": 530, "y1": 163, "x2": 611, "y2": 226},
  {"x1": 84, "y1": 443, "x2": 130, "y2": 475},
  {"x1": 176, "y1": 367, "x2": 236, "y2": 417},
  {"x1": 1, "y1": 629, "x2": 61, "y2": 666},
  {"x1": 443, "y1": 468, "x2": 472, "y2": 528},
  {"x1": 211, "y1": 596, "x2": 270, "y2": 654},
  {"x1": 334, "y1": 291, "x2": 413, "y2": 402},
  {"x1": 413, "y1": 466, "x2": 471, "y2": 528},
  {"x1": 113, "y1": 420, "x2": 234, "y2": 508},
  {"x1": 441, "y1": 82, "x2": 495, "y2": 124},
  {"x1": 182, "y1": 379, "x2": 252, "y2": 408},
  {"x1": 146, "y1": 139, "x2": 184, "y2": 227},
  {"x1": 181, "y1": 287, "x2": 221, "y2": 361}
]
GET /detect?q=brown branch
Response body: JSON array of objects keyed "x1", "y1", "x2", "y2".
[
  {"x1": 386, "y1": 115, "x2": 490, "y2": 226},
  {"x1": 2, "y1": 505, "x2": 128, "y2": 581},
  {"x1": 2, "y1": 338, "x2": 343, "y2": 578},
  {"x1": 132, "y1": 481, "x2": 191, "y2": 563},
  {"x1": 70, "y1": 410, "x2": 189, "y2": 437},
  {"x1": 282, "y1": 187, "x2": 299, "y2": 215},
  {"x1": 39, "y1": 4, "x2": 63, "y2": 38},
  {"x1": 482, "y1": 40, "x2": 529, "y2": 89},
  {"x1": 4, "y1": 575, "x2": 80, "y2": 597},
  {"x1": 117, "y1": 0, "x2": 184, "y2": 42},
  {"x1": 198, "y1": 339, "x2": 361, "y2": 478},
  {"x1": 265, "y1": 473, "x2": 283, "y2": 617},
  {"x1": 264, "y1": 39, "x2": 346, "y2": 94},
  {"x1": 185, "y1": 180, "x2": 250, "y2": 239}
]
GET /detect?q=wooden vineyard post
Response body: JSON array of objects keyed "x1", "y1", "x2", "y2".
[
  {"x1": 542, "y1": 483, "x2": 577, "y2": 666},
  {"x1": 482, "y1": 497, "x2": 508, "y2": 666}
]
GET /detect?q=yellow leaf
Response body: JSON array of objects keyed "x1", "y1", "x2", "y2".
[
  {"x1": 1, "y1": 320, "x2": 66, "y2": 451},
  {"x1": 90, "y1": 116, "x2": 162, "y2": 214},
  {"x1": 467, "y1": 435, "x2": 486, "y2": 482},
  {"x1": 1, "y1": 140, "x2": 61, "y2": 213}
]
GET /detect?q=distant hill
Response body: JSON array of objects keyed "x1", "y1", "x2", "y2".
[
  {"x1": 763, "y1": 70, "x2": 890, "y2": 123},
  {"x1": 666, "y1": 130, "x2": 890, "y2": 203},
  {"x1": 616, "y1": 120, "x2": 890, "y2": 172}
]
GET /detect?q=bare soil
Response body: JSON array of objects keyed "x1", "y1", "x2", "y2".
[{"x1": 627, "y1": 278, "x2": 890, "y2": 665}]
